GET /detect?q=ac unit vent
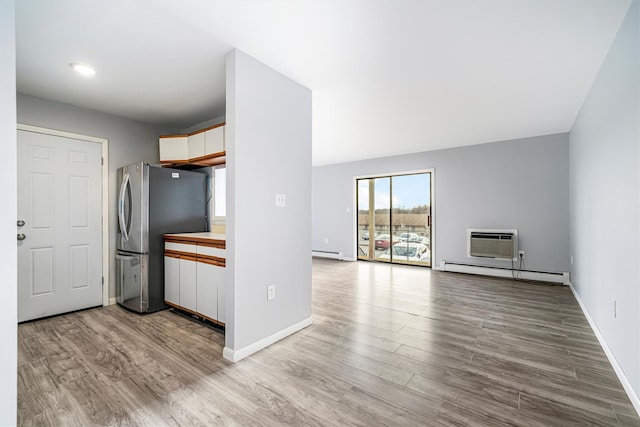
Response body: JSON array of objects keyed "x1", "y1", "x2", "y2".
[{"x1": 467, "y1": 229, "x2": 517, "y2": 260}]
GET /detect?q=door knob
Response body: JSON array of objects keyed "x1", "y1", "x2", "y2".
[
  {"x1": 17, "y1": 233, "x2": 26, "y2": 241},
  {"x1": 17, "y1": 220, "x2": 25, "y2": 227}
]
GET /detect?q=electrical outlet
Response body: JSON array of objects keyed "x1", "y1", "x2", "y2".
[
  {"x1": 267, "y1": 284, "x2": 276, "y2": 301},
  {"x1": 275, "y1": 193, "x2": 286, "y2": 208},
  {"x1": 570, "y1": 256, "x2": 574, "y2": 265},
  {"x1": 519, "y1": 250, "x2": 524, "y2": 258},
  {"x1": 324, "y1": 237, "x2": 329, "y2": 244}
]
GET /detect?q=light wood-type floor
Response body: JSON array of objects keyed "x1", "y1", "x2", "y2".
[{"x1": 18, "y1": 258, "x2": 640, "y2": 426}]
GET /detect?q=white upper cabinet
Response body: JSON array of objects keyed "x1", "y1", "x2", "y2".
[
  {"x1": 205, "y1": 126, "x2": 225, "y2": 154},
  {"x1": 159, "y1": 136, "x2": 188, "y2": 161},
  {"x1": 160, "y1": 124, "x2": 225, "y2": 164},
  {"x1": 188, "y1": 131, "x2": 206, "y2": 159}
]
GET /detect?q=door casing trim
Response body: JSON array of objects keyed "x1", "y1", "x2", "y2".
[{"x1": 17, "y1": 123, "x2": 110, "y2": 307}]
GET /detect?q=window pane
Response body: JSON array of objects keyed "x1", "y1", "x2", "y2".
[
  {"x1": 357, "y1": 179, "x2": 370, "y2": 259},
  {"x1": 214, "y1": 167, "x2": 226, "y2": 217},
  {"x1": 391, "y1": 173, "x2": 430, "y2": 266},
  {"x1": 372, "y1": 177, "x2": 391, "y2": 262}
]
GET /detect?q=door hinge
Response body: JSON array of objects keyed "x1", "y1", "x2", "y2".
[
  {"x1": 102, "y1": 276, "x2": 104, "y2": 285},
  {"x1": 101, "y1": 157, "x2": 104, "y2": 165}
]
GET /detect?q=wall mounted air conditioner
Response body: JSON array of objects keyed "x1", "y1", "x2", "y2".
[{"x1": 467, "y1": 229, "x2": 518, "y2": 261}]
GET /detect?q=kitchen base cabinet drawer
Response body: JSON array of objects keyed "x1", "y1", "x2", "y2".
[
  {"x1": 196, "y1": 244, "x2": 225, "y2": 258},
  {"x1": 166, "y1": 242, "x2": 196, "y2": 253}
]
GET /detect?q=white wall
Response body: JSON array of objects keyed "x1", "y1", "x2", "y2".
[
  {"x1": 313, "y1": 133, "x2": 570, "y2": 273},
  {"x1": 225, "y1": 49, "x2": 312, "y2": 357},
  {"x1": 569, "y1": 0, "x2": 640, "y2": 396},
  {"x1": 17, "y1": 94, "x2": 164, "y2": 300},
  {"x1": 0, "y1": 2, "x2": 17, "y2": 424}
]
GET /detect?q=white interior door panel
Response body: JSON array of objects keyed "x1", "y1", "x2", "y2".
[{"x1": 17, "y1": 130, "x2": 102, "y2": 322}]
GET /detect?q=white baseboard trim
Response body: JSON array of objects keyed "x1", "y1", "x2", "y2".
[
  {"x1": 568, "y1": 283, "x2": 640, "y2": 417},
  {"x1": 223, "y1": 316, "x2": 313, "y2": 363},
  {"x1": 312, "y1": 250, "x2": 343, "y2": 260},
  {"x1": 441, "y1": 260, "x2": 569, "y2": 285},
  {"x1": 108, "y1": 297, "x2": 117, "y2": 306}
]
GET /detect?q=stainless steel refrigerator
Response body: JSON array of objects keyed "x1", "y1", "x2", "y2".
[{"x1": 116, "y1": 162, "x2": 208, "y2": 313}]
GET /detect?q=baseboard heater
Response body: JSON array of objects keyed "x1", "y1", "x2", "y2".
[
  {"x1": 440, "y1": 260, "x2": 570, "y2": 285},
  {"x1": 312, "y1": 250, "x2": 344, "y2": 260}
]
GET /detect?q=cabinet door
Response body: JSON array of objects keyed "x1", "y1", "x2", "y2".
[
  {"x1": 179, "y1": 258, "x2": 197, "y2": 311},
  {"x1": 196, "y1": 261, "x2": 218, "y2": 320},
  {"x1": 159, "y1": 136, "x2": 188, "y2": 161},
  {"x1": 204, "y1": 126, "x2": 224, "y2": 155},
  {"x1": 188, "y1": 131, "x2": 206, "y2": 159},
  {"x1": 217, "y1": 265, "x2": 225, "y2": 323},
  {"x1": 164, "y1": 255, "x2": 180, "y2": 305}
]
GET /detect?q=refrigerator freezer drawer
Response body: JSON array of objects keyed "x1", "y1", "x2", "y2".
[{"x1": 116, "y1": 252, "x2": 149, "y2": 313}]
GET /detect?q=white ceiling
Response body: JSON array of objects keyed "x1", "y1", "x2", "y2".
[{"x1": 16, "y1": 0, "x2": 632, "y2": 166}]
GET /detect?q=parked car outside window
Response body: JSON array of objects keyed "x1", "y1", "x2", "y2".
[
  {"x1": 374, "y1": 234, "x2": 400, "y2": 250},
  {"x1": 379, "y1": 242, "x2": 429, "y2": 261},
  {"x1": 398, "y1": 232, "x2": 419, "y2": 242}
]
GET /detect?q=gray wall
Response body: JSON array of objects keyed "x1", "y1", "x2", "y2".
[
  {"x1": 0, "y1": 1, "x2": 17, "y2": 423},
  {"x1": 179, "y1": 114, "x2": 226, "y2": 134},
  {"x1": 17, "y1": 94, "x2": 164, "y2": 300},
  {"x1": 569, "y1": 0, "x2": 640, "y2": 395},
  {"x1": 225, "y1": 49, "x2": 312, "y2": 352},
  {"x1": 313, "y1": 133, "x2": 570, "y2": 273}
]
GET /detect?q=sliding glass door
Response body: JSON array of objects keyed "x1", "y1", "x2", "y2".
[{"x1": 357, "y1": 172, "x2": 431, "y2": 267}]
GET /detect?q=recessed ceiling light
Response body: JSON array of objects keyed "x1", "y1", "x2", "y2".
[{"x1": 69, "y1": 62, "x2": 96, "y2": 76}]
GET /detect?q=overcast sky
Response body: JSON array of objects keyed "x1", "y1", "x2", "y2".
[{"x1": 358, "y1": 173, "x2": 430, "y2": 210}]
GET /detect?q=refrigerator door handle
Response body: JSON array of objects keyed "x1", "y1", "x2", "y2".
[
  {"x1": 115, "y1": 254, "x2": 138, "y2": 260},
  {"x1": 118, "y1": 172, "x2": 130, "y2": 242}
]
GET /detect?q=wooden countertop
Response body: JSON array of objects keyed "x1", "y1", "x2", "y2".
[{"x1": 164, "y1": 232, "x2": 226, "y2": 247}]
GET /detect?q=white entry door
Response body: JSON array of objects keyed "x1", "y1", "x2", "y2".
[{"x1": 17, "y1": 129, "x2": 103, "y2": 322}]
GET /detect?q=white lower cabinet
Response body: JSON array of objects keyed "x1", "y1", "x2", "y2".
[
  {"x1": 217, "y1": 271, "x2": 225, "y2": 323},
  {"x1": 164, "y1": 255, "x2": 180, "y2": 306},
  {"x1": 196, "y1": 262, "x2": 217, "y2": 319},
  {"x1": 165, "y1": 241, "x2": 225, "y2": 324},
  {"x1": 197, "y1": 262, "x2": 224, "y2": 322},
  {"x1": 179, "y1": 258, "x2": 197, "y2": 312}
]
